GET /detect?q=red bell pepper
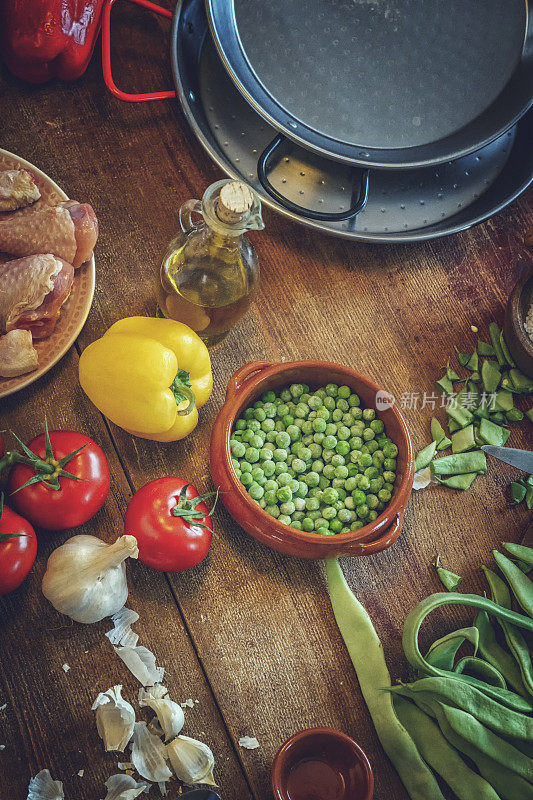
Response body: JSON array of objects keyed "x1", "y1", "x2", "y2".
[{"x1": 1, "y1": 0, "x2": 105, "y2": 83}]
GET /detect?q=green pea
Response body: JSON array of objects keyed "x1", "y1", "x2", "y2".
[
  {"x1": 337, "y1": 508, "x2": 353, "y2": 524},
  {"x1": 329, "y1": 519, "x2": 343, "y2": 534},
  {"x1": 382, "y1": 483, "x2": 394, "y2": 493},
  {"x1": 302, "y1": 517, "x2": 314, "y2": 532},
  {"x1": 314, "y1": 517, "x2": 330, "y2": 530},
  {"x1": 322, "y1": 449, "x2": 334, "y2": 464},
  {"x1": 366, "y1": 494, "x2": 379, "y2": 510},
  {"x1": 264, "y1": 479, "x2": 278, "y2": 492},
  {"x1": 263, "y1": 402, "x2": 277, "y2": 418},
  {"x1": 235, "y1": 419, "x2": 247, "y2": 430},
  {"x1": 356, "y1": 504, "x2": 370, "y2": 519},
  {"x1": 312, "y1": 459, "x2": 324, "y2": 473},
  {"x1": 316, "y1": 407, "x2": 330, "y2": 421},
  {"x1": 291, "y1": 521, "x2": 303, "y2": 530},
  {"x1": 383, "y1": 458, "x2": 397, "y2": 471},
  {"x1": 344, "y1": 496, "x2": 355, "y2": 510},
  {"x1": 241, "y1": 472, "x2": 253, "y2": 487},
  {"x1": 357, "y1": 475, "x2": 371, "y2": 491},
  {"x1": 289, "y1": 383, "x2": 305, "y2": 398},
  {"x1": 323, "y1": 464, "x2": 336, "y2": 480},
  {"x1": 276, "y1": 486, "x2": 292, "y2": 503},
  {"x1": 312, "y1": 417, "x2": 327, "y2": 433},
  {"x1": 346, "y1": 393, "x2": 359, "y2": 407},
  {"x1": 251, "y1": 434, "x2": 264, "y2": 449},
  {"x1": 273, "y1": 449, "x2": 288, "y2": 462},
  {"x1": 278, "y1": 514, "x2": 292, "y2": 525},
  {"x1": 383, "y1": 443, "x2": 398, "y2": 458},
  {"x1": 383, "y1": 470, "x2": 396, "y2": 484},
  {"x1": 362, "y1": 428, "x2": 375, "y2": 442},
  {"x1": 358, "y1": 452, "x2": 373, "y2": 469},
  {"x1": 378, "y1": 489, "x2": 392, "y2": 502},
  {"x1": 370, "y1": 419, "x2": 384, "y2": 434},
  {"x1": 299, "y1": 447, "x2": 312, "y2": 462},
  {"x1": 336, "y1": 398, "x2": 349, "y2": 413},
  {"x1": 308, "y1": 510, "x2": 321, "y2": 521},
  {"x1": 276, "y1": 472, "x2": 292, "y2": 487},
  {"x1": 331, "y1": 478, "x2": 345, "y2": 490},
  {"x1": 336, "y1": 425, "x2": 350, "y2": 441},
  {"x1": 244, "y1": 447, "x2": 259, "y2": 463},
  {"x1": 323, "y1": 435, "x2": 337, "y2": 450},
  {"x1": 349, "y1": 437, "x2": 364, "y2": 451},
  {"x1": 352, "y1": 491, "x2": 366, "y2": 507},
  {"x1": 295, "y1": 402, "x2": 310, "y2": 418},
  {"x1": 243, "y1": 408, "x2": 254, "y2": 420},
  {"x1": 301, "y1": 420, "x2": 313, "y2": 435},
  {"x1": 231, "y1": 440, "x2": 246, "y2": 458},
  {"x1": 322, "y1": 487, "x2": 339, "y2": 505},
  {"x1": 302, "y1": 435, "x2": 314, "y2": 446},
  {"x1": 261, "y1": 418, "x2": 276, "y2": 433},
  {"x1": 342, "y1": 413, "x2": 354, "y2": 426},
  {"x1": 306, "y1": 496, "x2": 320, "y2": 511},
  {"x1": 334, "y1": 465, "x2": 349, "y2": 480},
  {"x1": 241, "y1": 430, "x2": 254, "y2": 444},
  {"x1": 294, "y1": 497, "x2": 306, "y2": 512},
  {"x1": 351, "y1": 407, "x2": 363, "y2": 420},
  {"x1": 263, "y1": 460, "x2": 276, "y2": 477},
  {"x1": 360, "y1": 445, "x2": 370, "y2": 454},
  {"x1": 280, "y1": 501, "x2": 295, "y2": 515},
  {"x1": 323, "y1": 506, "x2": 337, "y2": 520},
  {"x1": 262, "y1": 390, "x2": 276, "y2": 403},
  {"x1": 369, "y1": 477, "x2": 384, "y2": 493},
  {"x1": 324, "y1": 423, "x2": 337, "y2": 437},
  {"x1": 308, "y1": 396, "x2": 323, "y2": 411},
  {"x1": 275, "y1": 419, "x2": 285, "y2": 431},
  {"x1": 364, "y1": 466, "x2": 379, "y2": 480},
  {"x1": 240, "y1": 461, "x2": 252, "y2": 473},
  {"x1": 372, "y1": 451, "x2": 385, "y2": 464},
  {"x1": 266, "y1": 431, "x2": 277, "y2": 443},
  {"x1": 337, "y1": 488, "x2": 347, "y2": 501},
  {"x1": 345, "y1": 476, "x2": 358, "y2": 492},
  {"x1": 289, "y1": 479, "x2": 300, "y2": 494},
  {"x1": 282, "y1": 415, "x2": 295, "y2": 427},
  {"x1": 254, "y1": 408, "x2": 266, "y2": 422},
  {"x1": 247, "y1": 419, "x2": 261, "y2": 431},
  {"x1": 330, "y1": 454, "x2": 344, "y2": 468},
  {"x1": 259, "y1": 448, "x2": 273, "y2": 462},
  {"x1": 362, "y1": 408, "x2": 376, "y2": 421},
  {"x1": 265, "y1": 504, "x2": 280, "y2": 518},
  {"x1": 335, "y1": 441, "x2": 350, "y2": 458},
  {"x1": 324, "y1": 396, "x2": 336, "y2": 411},
  {"x1": 331, "y1": 409, "x2": 343, "y2": 423},
  {"x1": 277, "y1": 403, "x2": 289, "y2": 417},
  {"x1": 295, "y1": 481, "x2": 308, "y2": 498},
  {"x1": 367, "y1": 510, "x2": 378, "y2": 522},
  {"x1": 308, "y1": 443, "x2": 323, "y2": 459}
]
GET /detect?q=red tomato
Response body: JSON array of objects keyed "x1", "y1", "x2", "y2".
[
  {"x1": 0, "y1": 501, "x2": 37, "y2": 596},
  {"x1": 8, "y1": 431, "x2": 110, "y2": 530},
  {"x1": 124, "y1": 478, "x2": 214, "y2": 571}
]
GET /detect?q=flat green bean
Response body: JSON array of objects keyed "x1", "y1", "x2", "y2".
[
  {"x1": 503, "y1": 543, "x2": 533, "y2": 568},
  {"x1": 393, "y1": 695, "x2": 501, "y2": 800},
  {"x1": 433, "y1": 702, "x2": 533, "y2": 781},
  {"x1": 483, "y1": 567, "x2": 533, "y2": 697},
  {"x1": 414, "y1": 441, "x2": 437, "y2": 471},
  {"x1": 453, "y1": 656, "x2": 507, "y2": 688},
  {"x1": 326, "y1": 559, "x2": 446, "y2": 800},
  {"x1": 425, "y1": 627, "x2": 478, "y2": 672},
  {"x1": 391, "y1": 677, "x2": 533, "y2": 741},
  {"x1": 493, "y1": 551, "x2": 533, "y2": 619},
  {"x1": 434, "y1": 556, "x2": 462, "y2": 591},
  {"x1": 474, "y1": 610, "x2": 528, "y2": 696}
]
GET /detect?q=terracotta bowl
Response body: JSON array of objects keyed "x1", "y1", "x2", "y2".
[
  {"x1": 504, "y1": 265, "x2": 533, "y2": 378},
  {"x1": 271, "y1": 727, "x2": 374, "y2": 800},
  {"x1": 210, "y1": 361, "x2": 414, "y2": 559}
]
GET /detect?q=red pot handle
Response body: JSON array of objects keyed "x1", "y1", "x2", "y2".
[
  {"x1": 225, "y1": 361, "x2": 274, "y2": 401},
  {"x1": 102, "y1": 0, "x2": 176, "y2": 101}
]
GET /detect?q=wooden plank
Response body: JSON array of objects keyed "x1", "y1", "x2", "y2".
[{"x1": 0, "y1": 350, "x2": 252, "y2": 800}]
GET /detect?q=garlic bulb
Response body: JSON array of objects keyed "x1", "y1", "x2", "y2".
[
  {"x1": 42, "y1": 535, "x2": 139, "y2": 623},
  {"x1": 166, "y1": 735, "x2": 216, "y2": 786}
]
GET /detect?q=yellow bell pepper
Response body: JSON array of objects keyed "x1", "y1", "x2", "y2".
[{"x1": 78, "y1": 317, "x2": 212, "y2": 442}]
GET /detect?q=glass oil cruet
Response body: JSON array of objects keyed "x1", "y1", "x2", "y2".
[{"x1": 157, "y1": 179, "x2": 264, "y2": 346}]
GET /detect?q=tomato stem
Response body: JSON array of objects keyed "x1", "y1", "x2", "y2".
[{"x1": 171, "y1": 485, "x2": 219, "y2": 529}]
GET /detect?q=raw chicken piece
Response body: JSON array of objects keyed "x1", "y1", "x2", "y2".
[
  {"x1": 0, "y1": 329, "x2": 38, "y2": 377},
  {"x1": 0, "y1": 169, "x2": 40, "y2": 212},
  {"x1": 0, "y1": 254, "x2": 74, "y2": 339},
  {"x1": 0, "y1": 201, "x2": 98, "y2": 268}
]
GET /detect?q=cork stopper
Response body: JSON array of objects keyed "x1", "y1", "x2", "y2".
[{"x1": 216, "y1": 181, "x2": 254, "y2": 225}]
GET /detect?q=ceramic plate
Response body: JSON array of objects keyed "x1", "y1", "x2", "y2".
[{"x1": 0, "y1": 149, "x2": 95, "y2": 398}]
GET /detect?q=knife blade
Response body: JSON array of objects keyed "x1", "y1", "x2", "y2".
[{"x1": 481, "y1": 445, "x2": 533, "y2": 473}]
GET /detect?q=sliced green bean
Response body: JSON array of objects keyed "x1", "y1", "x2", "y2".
[
  {"x1": 493, "y1": 551, "x2": 533, "y2": 619},
  {"x1": 489, "y1": 323, "x2": 506, "y2": 367},
  {"x1": 393, "y1": 695, "x2": 501, "y2": 800},
  {"x1": 430, "y1": 451, "x2": 487, "y2": 475},
  {"x1": 451, "y1": 425, "x2": 475, "y2": 454},
  {"x1": 434, "y1": 558, "x2": 462, "y2": 592},
  {"x1": 467, "y1": 351, "x2": 479, "y2": 372},
  {"x1": 326, "y1": 560, "x2": 446, "y2": 800},
  {"x1": 430, "y1": 417, "x2": 446, "y2": 444},
  {"x1": 495, "y1": 390, "x2": 514, "y2": 412},
  {"x1": 511, "y1": 483, "x2": 527, "y2": 503},
  {"x1": 503, "y1": 543, "x2": 533, "y2": 568},
  {"x1": 455, "y1": 348, "x2": 471, "y2": 367},
  {"x1": 414, "y1": 441, "x2": 437, "y2": 472},
  {"x1": 392, "y1": 677, "x2": 533, "y2": 741},
  {"x1": 446, "y1": 401, "x2": 475, "y2": 429},
  {"x1": 479, "y1": 418, "x2": 507, "y2": 447},
  {"x1": 478, "y1": 340, "x2": 495, "y2": 357},
  {"x1": 436, "y1": 472, "x2": 478, "y2": 490},
  {"x1": 474, "y1": 611, "x2": 528, "y2": 697},
  {"x1": 499, "y1": 331, "x2": 516, "y2": 368},
  {"x1": 482, "y1": 360, "x2": 502, "y2": 394},
  {"x1": 509, "y1": 369, "x2": 533, "y2": 393}
]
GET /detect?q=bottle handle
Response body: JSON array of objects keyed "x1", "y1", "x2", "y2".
[{"x1": 179, "y1": 200, "x2": 203, "y2": 232}]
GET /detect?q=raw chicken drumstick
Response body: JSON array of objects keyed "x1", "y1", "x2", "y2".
[
  {"x1": 0, "y1": 329, "x2": 38, "y2": 377},
  {"x1": 0, "y1": 200, "x2": 98, "y2": 268},
  {"x1": 0, "y1": 169, "x2": 41, "y2": 212},
  {"x1": 0, "y1": 254, "x2": 74, "y2": 340}
]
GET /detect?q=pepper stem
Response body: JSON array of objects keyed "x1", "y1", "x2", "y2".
[{"x1": 172, "y1": 369, "x2": 197, "y2": 417}]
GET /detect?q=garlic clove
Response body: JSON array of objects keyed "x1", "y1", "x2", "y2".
[
  {"x1": 92, "y1": 685, "x2": 135, "y2": 752},
  {"x1": 102, "y1": 774, "x2": 149, "y2": 800},
  {"x1": 114, "y1": 646, "x2": 164, "y2": 687},
  {"x1": 166, "y1": 735, "x2": 217, "y2": 786},
  {"x1": 27, "y1": 769, "x2": 64, "y2": 800},
  {"x1": 131, "y1": 721, "x2": 172, "y2": 784},
  {"x1": 138, "y1": 685, "x2": 184, "y2": 741},
  {"x1": 42, "y1": 535, "x2": 139, "y2": 624},
  {"x1": 106, "y1": 607, "x2": 140, "y2": 648}
]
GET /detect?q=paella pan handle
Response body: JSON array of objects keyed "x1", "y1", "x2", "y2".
[
  {"x1": 102, "y1": 0, "x2": 176, "y2": 101},
  {"x1": 257, "y1": 134, "x2": 370, "y2": 222}
]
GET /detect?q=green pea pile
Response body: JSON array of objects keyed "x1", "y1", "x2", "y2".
[{"x1": 230, "y1": 382, "x2": 399, "y2": 534}]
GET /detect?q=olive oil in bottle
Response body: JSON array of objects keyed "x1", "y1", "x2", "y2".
[{"x1": 157, "y1": 180, "x2": 264, "y2": 346}]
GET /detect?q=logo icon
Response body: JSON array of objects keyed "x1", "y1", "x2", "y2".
[{"x1": 375, "y1": 390, "x2": 395, "y2": 411}]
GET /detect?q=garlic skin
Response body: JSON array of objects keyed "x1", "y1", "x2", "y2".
[
  {"x1": 42, "y1": 535, "x2": 139, "y2": 623},
  {"x1": 166, "y1": 735, "x2": 216, "y2": 786},
  {"x1": 131, "y1": 721, "x2": 172, "y2": 784},
  {"x1": 114, "y1": 645, "x2": 164, "y2": 687},
  {"x1": 138, "y1": 685, "x2": 185, "y2": 741},
  {"x1": 92, "y1": 685, "x2": 135, "y2": 752},
  {"x1": 102, "y1": 774, "x2": 148, "y2": 800},
  {"x1": 27, "y1": 769, "x2": 64, "y2": 800}
]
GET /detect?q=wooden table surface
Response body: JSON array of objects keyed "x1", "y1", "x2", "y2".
[{"x1": 1, "y1": 4, "x2": 532, "y2": 799}]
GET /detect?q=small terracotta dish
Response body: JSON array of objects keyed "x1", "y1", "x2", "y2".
[
  {"x1": 271, "y1": 727, "x2": 374, "y2": 800},
  {"x1": 504, "y1": 266, "x2": 533, "y2": 378},
  {"x1": 210, "y1": 361, "x2": 414, "y2": 559}
]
